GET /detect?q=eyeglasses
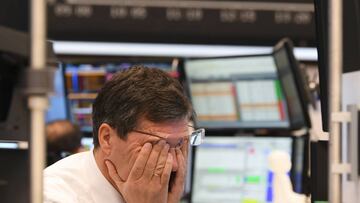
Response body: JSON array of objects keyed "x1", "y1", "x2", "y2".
[{"x1": 133, "y1": 126, "x2": 205, "y2": 147}]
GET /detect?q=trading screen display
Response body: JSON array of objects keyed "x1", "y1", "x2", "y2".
[
  {"x1": 63, "y1": 62, "x2": 177, "y2": 132},
  {"x1": 81, "y1": 137, "x2": 94, "y2": 151},
  {"x1": 192, "y1": 136, "x2": 293, "y2": 203},
  {"x1": 185, "y1": 55, "x2": 289, "y2": 129},
  {"x1": 46, "y1": 66, "x2": 67, "y2": 122}
]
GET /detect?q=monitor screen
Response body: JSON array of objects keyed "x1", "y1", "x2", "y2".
[
  {"x1": 191, "y1": 136, "x2": 293, "y2": 203},
  {"x1": 46, "y1": 66, "x2": 67, "y2": 122},
  {"x1": 185, "y1": 55, "x2": 289, "y2": 129},
  {"x1": 81, "y1": 137, "x2": 94, "y2": 151},
  {"x1": 62, "y1": 60, "x2": 178, "y2": 133}
]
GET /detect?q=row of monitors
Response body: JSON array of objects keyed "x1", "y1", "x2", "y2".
[
  {"x1": 47, "y1": 39, "x2": 310, "y2": 131},
  {"x1": 80, "y1": 135, "x2": 304, "y2": 203}
]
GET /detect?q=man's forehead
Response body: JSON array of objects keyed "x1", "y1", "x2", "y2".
[
  {"x1": 131, "y1": 119, "x2": 192, "y2": 148},
  {"x1": 137, "y1": 119, "x2": 190, "y2": 133}
]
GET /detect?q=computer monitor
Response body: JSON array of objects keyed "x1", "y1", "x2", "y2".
[
  {"x1": 0, "y1": 51, "x2": 29, "y2": 141},
  {"x1": 60, "y1": 57, "x2": 179, "y2": 133},
  {"x1": 0, "y1": 149, "x2": 29, "y2": 203},
  {"x1": 184, "y1": 40, "x2": 311, "y2": 130},
  {"x1": 191, "y1": 136, "x2": 295, "y2": 203},
  {"x1": 0, "y1": 53, "x2": 19, "y2": 122},
  {"x1": 184, "y1": 54, "x2": 290, "y2": 130}
]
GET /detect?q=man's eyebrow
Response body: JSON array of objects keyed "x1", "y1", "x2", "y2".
[{"x1": 133, "y1": 129, "x2": 164, "y2": 139}]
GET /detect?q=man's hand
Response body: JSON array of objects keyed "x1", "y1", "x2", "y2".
[
  {"x1": 105, "y1": 141, "x2": 173, "y2": 203},
  {"x1": 167, "y1": 138, "x2": 189, "y2": 203}
]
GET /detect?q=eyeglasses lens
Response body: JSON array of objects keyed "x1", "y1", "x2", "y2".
[{"x1": 190, "y1": 128, "x2": 205, "y2": 146}]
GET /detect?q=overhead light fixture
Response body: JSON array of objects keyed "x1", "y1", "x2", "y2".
[{"x1": 53, "y1": 41, "x2": 317, "y2": 61}]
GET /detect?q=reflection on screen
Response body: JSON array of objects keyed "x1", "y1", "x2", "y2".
[
  {"x1": 192, "y1": 137, "x2": 292, "y2": 203},
  {"x1": 185, "y1": 56, "x2": 289, "y2": 129}
]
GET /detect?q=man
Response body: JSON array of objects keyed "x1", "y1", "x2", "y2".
[
  {"x1": 46, "y1": 119, "x2": 84, "y2": 166},
  {"x1": 44, "y1": 66, "x2": 196, "y2": 203}
]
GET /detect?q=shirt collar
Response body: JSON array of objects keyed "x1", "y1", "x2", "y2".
[{"x1": 86, "y1": 150, "x2": 125, "y2": 203}]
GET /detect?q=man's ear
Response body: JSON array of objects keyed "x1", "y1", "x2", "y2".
[{"x1": 98, "y1": 123, "x2": 115, "y2": 156}]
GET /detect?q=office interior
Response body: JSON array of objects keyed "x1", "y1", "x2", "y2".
[{"x1": 0, "y1": 0, "x2": 360, "y2": 203}]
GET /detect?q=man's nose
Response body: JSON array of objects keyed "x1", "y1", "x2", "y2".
[{"x1": 170, "y1": 148, "x2": 178, "y2": 172}]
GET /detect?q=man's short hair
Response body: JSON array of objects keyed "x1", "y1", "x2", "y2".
[
  {"x1": 92, "y1": 66, "x2": 193, "y2": 147},
  {"x1": 46, "y1": 120, "x2": 82, "y2": 165},
  {"x1": 46, "y1": 120, "x2": 82, "y2": 153}
]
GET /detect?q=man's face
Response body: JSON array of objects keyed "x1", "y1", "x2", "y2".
[{"x1": 106, "y1": 118, "x2": 190, "y2": 182}]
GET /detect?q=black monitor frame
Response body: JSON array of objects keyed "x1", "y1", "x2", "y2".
[
  {"x1": 273, "y1": 39, "x2": 312, "y2": 130},
  {"x1": 0, "y1": 149, "x2": 30, "y2": 203}
]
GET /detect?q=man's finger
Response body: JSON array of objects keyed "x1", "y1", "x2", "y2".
[
  {"x1": 153, "y1": 143, "x2": 170, "y2": 179},
  {"x1": 105, "y1": 160, "x2": 124, "y2": 188},
  {"x1": 161, "y1": 153, "x2": 173, "y2": 185},
  {"x1": 169, "y1": 149, "x2": 186, "y2": 192},
  {"x1": 176, "y1": 148, "x2": 186, "y2": 176},
  {"x1": 181, "y1": 137, "x2": 189, "y2": 160},
  {"x1": 175, "y1": 149, "x2": 186, "y2": 182},
  {"x1": 143, "y1": 140, "x2": 166, "y2": 179},
  {"x1": 128, "y1": 143, "x2": 152, "y2": 181}
]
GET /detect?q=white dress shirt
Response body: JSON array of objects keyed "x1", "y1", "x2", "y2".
[{"x1": 44, "y1": 151, "x2": 124, "y2": 203}]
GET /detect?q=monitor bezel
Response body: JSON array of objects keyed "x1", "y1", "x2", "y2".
[{"x1": 273, "y1": 39, "x2": 312, "y2": 129}]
